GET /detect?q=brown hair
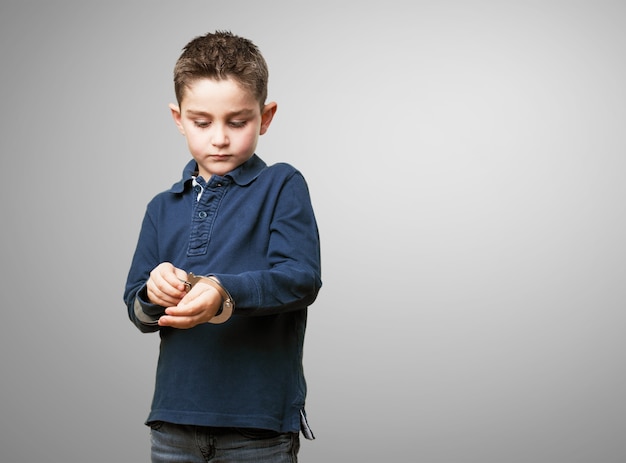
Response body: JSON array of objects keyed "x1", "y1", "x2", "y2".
[{"x1": 173, "y1": 30, "x2": 269, "y2": 109}]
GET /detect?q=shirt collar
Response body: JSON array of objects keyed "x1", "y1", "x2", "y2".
[{"x1": 169, "y1": 154, "x2": 267, "y2": 193}]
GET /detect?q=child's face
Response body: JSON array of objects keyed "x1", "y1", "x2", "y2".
[{"x1": 170, "y1": 77, "x2": 276, "y2": 179}]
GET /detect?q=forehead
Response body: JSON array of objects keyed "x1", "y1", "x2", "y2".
[{"x1": 180, "y1": 77, "x2": 259, "y2": 110}]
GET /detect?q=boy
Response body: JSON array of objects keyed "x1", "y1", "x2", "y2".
[{"x1": 123, "y1": 31, "x2": 322, "y2": 463}]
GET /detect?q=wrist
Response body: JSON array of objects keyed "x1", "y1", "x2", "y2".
[{"x1": 185, "y1": 273, "x2": 234, "y2": 324}]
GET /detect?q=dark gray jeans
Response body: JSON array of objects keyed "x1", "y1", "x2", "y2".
[{"x1": 149, "y1": 421, "x2": 300, "y2": 463}]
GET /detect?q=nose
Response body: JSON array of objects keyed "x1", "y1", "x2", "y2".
[{"x1": 210, "y1": 124, "x2": 229, "y2": 148}]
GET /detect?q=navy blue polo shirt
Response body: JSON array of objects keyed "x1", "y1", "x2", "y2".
[{"x1": 124, "y1": 154, "x2": 321, "y2": 435}]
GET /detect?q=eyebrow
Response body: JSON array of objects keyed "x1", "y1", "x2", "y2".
[{"x1": 184, "y1": 108, "x2": 255, "y2": 118}]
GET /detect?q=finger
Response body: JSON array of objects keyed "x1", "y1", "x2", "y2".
[
  {"x1": 165, "y1": 271, "x2": 189, "y2": 293},
  {"x1": 164, "y1": 285, "x2": 221, "y2": 324},
  {"x1": 157, "y1": 274, "x2": 188, "y2": 295},
  {"x1": 147, "y1": 279, "x2": 185, "y2": 306},
  {"x1": 152, "y1": 263, "x2": 187, "y2": 291},
  {"x1": 157, "y1": 315, "x2": 197, "y2": 329},
  {"x1": 150, "y1": 273, "x2": 187, "y2": 300},
  {"x1": 173, "y1": 267, "x2": 189, "y2": 284},
  {"x1": 147, "y1": 288, "x2": 181, "y2": 307},
  {"x1": 180, "y1": 281, "x2": 220, "y2": 305}
]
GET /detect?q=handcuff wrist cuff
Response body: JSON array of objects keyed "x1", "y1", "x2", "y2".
[{"x1": 181, "y1": 272, "x2": 234, "y2": 324}]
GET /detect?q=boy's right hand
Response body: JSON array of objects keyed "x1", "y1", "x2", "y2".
[{"x1": 146, "y1": 262, "x2": 189, "y2": 307}]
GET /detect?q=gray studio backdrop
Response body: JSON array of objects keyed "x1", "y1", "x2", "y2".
[{"x1": 1, "y1": 1, "x2": 625, "y2": 462}]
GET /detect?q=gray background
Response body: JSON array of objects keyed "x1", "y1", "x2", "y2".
[{"x1": 1, "y1": 1, "x2": 625, "y2": 462}]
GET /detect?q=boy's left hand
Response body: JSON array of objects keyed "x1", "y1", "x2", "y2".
[{"x1": 158, "y1": 281, "x2": 223, "y2": 329}]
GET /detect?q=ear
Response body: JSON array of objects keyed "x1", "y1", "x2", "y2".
[
  {"x1": 169, "y1": 103, "x2": 185, "y2": 135},
  {"x1": 259, "y1": 102, "x2": 277, "y2": 135}
]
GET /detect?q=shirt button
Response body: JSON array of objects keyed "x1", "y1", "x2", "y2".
[
  {"x1": 198, "y1": 211, "x2": 208, "y2": 219},
  {"x1": 194, "y1": 185, "x2": 202, "y2": 193}
]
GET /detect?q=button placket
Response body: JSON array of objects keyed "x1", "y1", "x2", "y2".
[{"x1": 187, "y1": 177, "x2": 229, "y2": 256}]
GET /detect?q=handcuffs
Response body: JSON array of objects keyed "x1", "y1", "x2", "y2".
[{"x1": 180, "y1": 272, "x2": 234, "y2": 324}]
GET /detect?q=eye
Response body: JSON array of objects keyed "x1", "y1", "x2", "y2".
[
  {"x1": 229, "y1": 120, "x2": 247, "y2": 128},
  {"x1": 194, "y1": 120, "x2": 210, "y2": 128}
]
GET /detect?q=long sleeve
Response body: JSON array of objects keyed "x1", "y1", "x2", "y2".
[{"x1": 213, "y1": 170, "x2": 322, "y2": 314}]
